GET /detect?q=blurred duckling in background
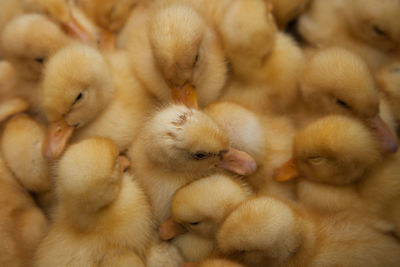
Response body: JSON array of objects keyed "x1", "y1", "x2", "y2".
[
  {"x1": 159, "y1": 174, "x2": 252, "y2": 261},
  {"x1": 35, "y1": 137, "x2": 153, "y2": 266},
  {"x1": 41, "y1": 44, "x2": 153, "y2": 160},
  {"x1": 299, "y1": 48, "x2": 398, "y2": 153},
  {"x1": 119, "y1": 2, "x2": 226, "y2": 108},
  {"x1": 128, "y1": 104, "x2": 257, "y2": 223},
  {"x1": 217, "y1": 197, "x2": 400, "y2": 267},
  {"x1": 1, "y1": 14, "x2": 71, "y2": 119},
  {"x1": 298, "y1": 0, "x2": 400, "y2": 70},
  {"x1": 0, "y1": 157, "x2": 48, "y2": 267},
  {"x1": 205, "y1": 101, "x2": 295, "y2": 198},
  {"x1": 0, "y1": 0, "x2": 22, "y2": 41},
  {"x1": 270, "y1": 0, "x2": 311, "y2": 29},
  {"x1": 0, "y1": 114, "x2": 52, "y2": 212}
]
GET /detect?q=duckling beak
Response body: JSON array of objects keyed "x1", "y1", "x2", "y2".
[
  {"x1": 43, "y1": 118, "x2": 75, "y2": 161},
  {"x1": 117, "y1": 155, "x2": 131, "y2": 172},
  {"x1": 159, "y1": 217, "x2": 187, "y2": 241},
  {"x1": 62, "y1": 16, "x2": 93, "y2": 44},
  {"x1": 172, "y1": 84, "x2": 199, "y2": 109},
  {"x1": 275, "y1": 158, "x2": 299, "y2": 182},
  {"x1": 366, "y1": 115, "x2": 399, "y2": 154},
  {"x1": 218, "y1": 148, "x2": 257, "y2": 176}
]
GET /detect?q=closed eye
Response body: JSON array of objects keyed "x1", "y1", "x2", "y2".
[{"x1": 336, "y1": 99, "x2": 351, "y2": 110}]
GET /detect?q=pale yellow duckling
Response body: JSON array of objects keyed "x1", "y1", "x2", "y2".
[
  {"x1": 159, "y1": 174, "x2": 252, "y2": 261},
  {"x1": 298, "y1": 0, "x2": 400, "y2": 70},
  {"x1": 0, "y1": 115, "x2": 52, "y2": 210},
  {"x1": 1, "y1": 14, "x2": 71, "y2": 119},
  {"x1": 205, "y1": 101, "x2": 295, "y2": 198},
  {"x1": 0, "y1": 157, "x2": 47, "y2": 267},
  {"x1": 119, "y1": 2, "x2": 227, "y2": 107},
  {"x1": 128, "y1": 104, "x2": 257, "y2": 224},
  {"x1": 270, "y1": 0, "x2": 311, "y2": 29},
  {"x1": 299, "y1": 48, "x2": 398, "y2": 154},
  {"x1": 41, "y1": 44, "x2": 153, "y2": 160},
  {"x1": 35, "y1": 137, "x2": 153, "y2": 266},
  {"x1": 217, "y1": 197, "x2": 400, "y2": 267}
]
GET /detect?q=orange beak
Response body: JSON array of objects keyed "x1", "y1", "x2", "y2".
[
  {"x1": 159, "y1": 217, "x2": 187, "y2": 241},
  {"x1": 366, "y1": 115, "x2": 399, "y2": 154},
  {"x1": 275, "y1": 158, "x2": 299, "y2": 182},
  {"x1": 117, "y1": 155, "x2": 131, "y2": 173},
  {"x1": 172, "y1": 84, "x2": 199, "y2": 109},
  {"x1": 0, "y1": 97, "x2": 29, "y2": 123},
  {"x1": 218, "y1": 148, "x2": 257, "y2": 176},
  {"x1": 42, "y1": 118, "x2": 75, "y2": 161},
  {"x1": 62, "y1": 15, "x2": 93, "y2": 44},
  {"x1": 99, "y1": 30, "x2": 116, "y2": 52}
]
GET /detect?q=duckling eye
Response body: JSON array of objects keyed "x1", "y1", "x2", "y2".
[
  {"x1": 336, "y1": 99, "x2": 351, "y2": 110},
  {"x1": 193, "y1": 53, "x2": 199, "y2": 67},
  {"x1": 192, "y1": 151, "x2": 209, "y2": 160},
  {"x1": 73, "y1": 93, "x2": 83, "y2": 105},
  {"x1": 372, "y1": 25, "x2": 387, "y2": 36},
  {"x1": 34, "y1": 58, "x2": 44, "y2": 64},
  {"x1": 189, "y1": 222, "x2": 200, "y2": 226},
  {"x1": 308, "y1": 156, "x2": 324, "y2": 165}
]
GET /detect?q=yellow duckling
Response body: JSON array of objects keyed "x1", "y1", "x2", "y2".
[
  {"x1": 217, "y1": 197, "x2": 400, "y2": 267},
  {"x1": 41, "y1": 44, "x2": 153, "y2": 160},
  {"x1": 118, "y1": 2, "x2": 227, "y2": 108},
  {"x1": 35, "y1": 137, "x2": 153, "y2": 266},
  {"x1": 270, "y1": 0, "x2": 311, "y2": 29},
  {"x1": 0, "y1": 157, "x2": 47, "y2": 267},
  {"x1": 159, "y1": 174, "x2": 252, "y2": 261},
  {"x1": 128, "y1": 104, "x2": 257, "y2": 224}
]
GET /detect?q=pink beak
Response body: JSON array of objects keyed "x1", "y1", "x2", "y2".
[
  {"x1": 366, "y1": 115, "x2": 398, "y2": 154},
  {"x1": 218, "y1": 147, "x2": 257, "y2": 176}
]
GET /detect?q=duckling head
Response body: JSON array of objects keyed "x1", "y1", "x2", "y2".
[
  {"x1": 41, "y1": 44, "x2": 114, "y2": 160},
  {"x1": 143, "y1": 105, "x2": 257, "y2": 176},
  {"x1": 301, "y1": 48, "x2": 398, "y2": 153},
  {"x1": 149, "y1": 4, "x2": 226, "y2": 107},
  {"x1": 1, "y1": 14, "x2": 69, "y2": 81},
  {"x1": 346, "y1": 0, "x2": 400, "y2": 54},
  {"x1": 217, "y1": 197, "x2": 302, "y2": 267},
  {"x1": 276, "y1": 115, "x2": 381, "y2": 185},
  {"x1": 159, "y1": 174, "x2": 251, "y2": 241},
  {"x1": 57, "y1": 137, "x2": 123, "y2": 211}
]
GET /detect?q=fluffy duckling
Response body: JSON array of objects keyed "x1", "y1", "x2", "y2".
[
  {"x1": 35, "y1": 137, "x2": 153, "y2": 266},
  {"x1": 205, "y1": 101, "x2": 295, "y2": 198},
  {"x1": 159, "y1": 174, "x2": 252, "y2": 261},
  {"x1": 270, "y1": 0, "x2": 311, "y2": 29},
  {"x1": 217, "y1": 197, "x2": 400, "y2": 267},
  {"x1": 128, "y1": 104, "x2": 257, "y2": 223},
  {"x1": 0, "y1": 157, "x2": 48, "y2": 267},
  {"x1": 298, "y1": 0, "x2": 400, "y2": 70},
  {"x1": 118, "y1": 2, "x2": 226, "y2": 107},
  {"x1": 1, "y1": 14, "x2": 71, "y2": 119},
  {"x1": 376, "y1": 62, "x2": 400, "y2": 126},
  {"x1": 41, "y1": 44, "x2": 153, "y2": 160},
  {"x1": 299, "y1": 48, "x2": 398, "y2": 154}
]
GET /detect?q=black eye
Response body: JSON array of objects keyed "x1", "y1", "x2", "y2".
[
  {"x1": 35, "y1": 58, "x2": 44, "y2": 64},
  {"x1": 189, "y1": 222, "x2": 199, "y2": 226},
  {"x1": 73, "y1": 93, "x2": 83, "y2": 104},
  {"x1": 192, "y1": 152, "x2": 208, "y2": 160},
  {"x1": 336, "y1": 99, "x2": 351, "y2": 110},
  {"x1": 373, "y1": 25, "x2": 386, "y2": 36},
  {"x1": 193, "y1": 53, "x2": 199, "y2": 67}
]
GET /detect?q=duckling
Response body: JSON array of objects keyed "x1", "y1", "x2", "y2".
[
  {"x1": 184, "y1": 258, "x2": 245, "y2": 267},
  {"x1": 376, "y1": 62, "x2": 400, "y2": 126},
  {"x1": 118, "y1": 2, "x2": 227, "y2": 107},
  {"x1": 159, "y1": 174, "x2": 252, "y2": 261},
  {"x1": 205, "y1": 101, "x2": 295, "y2": 198},
  {"x1": 1, "y1": 14, "x2": 71, "y2": 119},
  {"x1": 128, "y1": 104, "x2": 257, "y2": 223},
  {"x1": 270, "y1": 0, "x2": 311, "y2": 29},
  {"x1": 299, "y1": 48, "x2": 398, "y2": 154},
  {"x1": 35, "y1": 137, "x2": 153, "y2": 266},
  {"x1": 217, "y1": 197, "x2": 400, "y2": 267},
  {"x1": 0, "y1": 157, "x2": 48, "y2": 267},
  {"x1": 41, "y1": 44, "x2": 153, "y2": 160},
  {"x1": 298, "y1": 0, "x2": 400, "y2": 70},
  {"x1": 1, "y1": 115, "x2": 51, "y2": 203}
]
